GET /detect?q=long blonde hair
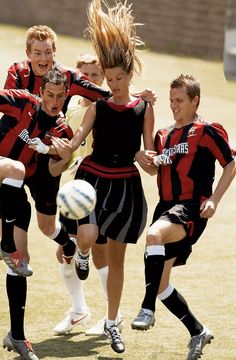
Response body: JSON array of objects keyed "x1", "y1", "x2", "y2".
[{"x1": 86, "y1": 0, "x2": 144, "y2": 75}]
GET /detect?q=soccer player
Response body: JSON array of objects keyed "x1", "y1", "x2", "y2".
[
  {"x1": 1, "y1": 69, "x2": 73, "y2": 360},
  {"x1": 50, "y1": 54, "x2": 123, "y2": 335},
  {"x1": 131, "y1": 74, "x2": 236, "y2": 360},
  {"x1": 70, "y1": 0, "x2": 156, "y2": 353},
  {"x1": 3, "y1": 23, "x2": 110, "y2": 271}
]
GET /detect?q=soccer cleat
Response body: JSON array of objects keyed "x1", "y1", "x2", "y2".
[
  {"x1": 1, "y1": 248, "x2": 33, "y2": 277},
  {"x1": 85, "y1": 316, "x2": 124, "y2": 336},
  {"x1": 131, "y1": 308, "x2": 155, "y2": 330},
  {"x1": 3, "y1": 331, "x2": 39, "y2": 360},
  {"x1": 104, "y1": 324, "x2": 125, "y2": 353},
  {"x1": 187, "y1": 325, "x2": 214, "y2": 360},
  {"x1": 75, "y1": 251, "x2": 90, "y2": 280},
  {"x1": 53, "y1": 308, "x2": 91, "y2": 334}
]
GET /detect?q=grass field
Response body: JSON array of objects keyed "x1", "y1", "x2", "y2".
[{"x1": 0, "y1": 24, "x2": 236, "y2": 360}]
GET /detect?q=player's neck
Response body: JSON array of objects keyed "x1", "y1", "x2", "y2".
[{"x1": 175, "y1": 113, "x2": 198, "y2": 129}]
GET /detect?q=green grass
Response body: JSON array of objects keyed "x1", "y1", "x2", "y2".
[{"x1": 0, "y1": 23, "x2": 236, "y2": 360}]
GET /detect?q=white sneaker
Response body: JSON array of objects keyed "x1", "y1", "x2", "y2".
[
  {"x1": 53, "y1": 309, "x2": 91, "y2": 334},
  {"x1": 85, "y1": 316, "x2": 124, "y2": 336}
]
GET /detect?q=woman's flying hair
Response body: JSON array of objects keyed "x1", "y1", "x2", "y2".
[{"x1": 85, "y1": 0, "x2": 144, "y2": 75}]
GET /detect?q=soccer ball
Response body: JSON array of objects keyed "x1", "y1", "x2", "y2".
[{"x1": 56, "y1": 179, "x2": 96, "y2": 219}]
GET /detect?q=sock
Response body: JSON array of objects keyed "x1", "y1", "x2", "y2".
[
  {"x1": 97, "y1": 266, "x2": 108, "y2": 301},
  {"x1": 97, "y1": 266, "x2": 122, "y2": 321},
  {"x1": 141, "y1": 245, "x2": 165, "y2": 312},
  {"x1": 0, "y1": 181, "x2": 23, "y2": 253},
  {"x1": 6, "y1": 273, "x2": 27, "y2": 340},
  {"x1": 159, "y1": 285, "x2": 203, "y2": 336},
  {"x1": 60, "y1": 264, "x2": 87, "y2": 313},
  {"x1": 50, "y1": 220, "x2": 76, "y2": 256},
  {"x1": 106, "y1": 319, "x2": 116, "y2": 328}
]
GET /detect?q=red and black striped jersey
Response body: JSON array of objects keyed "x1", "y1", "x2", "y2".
[
  {"x1": 0, "y1": 89, "x2": 73, "y2": 178},
  {"x1": 4, "y1": 60, "x2": 110, "y2": 112},
  {"x1": 155, "y1": 116, "x2": 234, "y2": 202}
]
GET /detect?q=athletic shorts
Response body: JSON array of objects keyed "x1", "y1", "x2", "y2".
[
  {"x1": 25, "y1": 155, "x2": 60, "y2": 216},
  {"x1": 152, "y1": 201, "x2": 208, "y2": 266},
  {"x1": 75, "y1": 168, "x2": 147, "y2": 244}
]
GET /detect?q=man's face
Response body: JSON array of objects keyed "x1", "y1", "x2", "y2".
[
  {"x1": 40, "y1": 83, "x2": 67, "y2": 117},
  {"x1": 170, "y1": 86, "x2": 198, "y2": 126},
  {"x1": 80, "y1": 63, "x2": 104, "y2": 87},
  {"x1": 26, "y1": 39, "x2": 55, "y2": 76}
]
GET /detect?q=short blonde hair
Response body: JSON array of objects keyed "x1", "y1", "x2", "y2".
[
  {"x1": 26, "y1": 25, "x2": 57, "y2": 52},
  {"x1": 86, "y1": 0, "x2": 144, "y2": 75},
  {"x1": 76, "y1": 54, "x2": 100, "y2": 69}
]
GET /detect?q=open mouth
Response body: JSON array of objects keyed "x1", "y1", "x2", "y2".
[
  {"x1": 51, "y1": 107, "x2": 58, "y2": 113},
  {"x1": 38, "y1": 64, "x2": 48, "y2": 71}
]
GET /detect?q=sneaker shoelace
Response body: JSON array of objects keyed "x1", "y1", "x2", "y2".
[
  {"x1": 79, "y1": 255, "x2": 89, "y2": 270},
  {"x1": 108, "y1": 326, "x2": 122, "y2": 344},
  {"x1": 138, "y1": 310, "x2": 152, "y2": 322}
]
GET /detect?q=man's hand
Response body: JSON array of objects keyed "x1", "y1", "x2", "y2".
[
  {"x1": 153, "y1": 154, "x2": 172, "y2": 167},
  {"x1": 135, "y1": 150, "x2": 158, "y2": 175},
  {"x1": 29, "y1": 137, "x2": 49, "y2": 154},
  {"x1": 135, "y1": 150, "x2": 157, "y2": 167},
  {"x1": 200, "y1": 199, "x2": 217, "y2": 218},
  {"x1": 133, "y1": 88, "x2": 157, "y2": 106},
  {"x1": 50, "y1": 137, "x2": 72, "y2": 162}
]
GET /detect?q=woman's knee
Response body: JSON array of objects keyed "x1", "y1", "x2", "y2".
[{"x1": 92, "y1": 244, "x2": 107, "y2": 269}]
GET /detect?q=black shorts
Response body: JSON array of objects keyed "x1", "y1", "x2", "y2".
[
  {"x1": 25, "y1": 156, "x2": 60, "y2": 216},
  {"x1": 152, "y1": 201, "x2": 208, "y2": 266},
  {"x1": 0, "y1": 185, "x2": 31, "y2": 231}
]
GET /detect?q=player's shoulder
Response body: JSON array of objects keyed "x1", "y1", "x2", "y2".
[
  {"x1": 158, "y1": 124, "x2": 175, "y2": 136},
  {"x1": 8, "y1": 59, "x2": 31, "y2": 73},
  {"x1": 54, "y1": 62, "x2": 76, "y2": 74},
  {"x1": 195, "y1": 116, "x2": 228, "y2": 139},
  {"x1": 195, "y1": 115, "x2": 221, "y2": 128}
]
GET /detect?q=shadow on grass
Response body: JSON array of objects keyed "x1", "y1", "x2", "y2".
[{"x1": 29, "y1": 331, "x2": 123, "y2": 359}]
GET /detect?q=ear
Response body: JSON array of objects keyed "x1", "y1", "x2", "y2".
[
  {"x1": 192, "y1": 95, "x2": 199, "y2": 107},
  {"x1": 65, "y1": 89, "x2": 69, "y2": 100},
  {"x1": 39, "y1": 87, "x2": 43, "y2": 97},
  {"x1": 26, "y1": 49, "x2": 30, "y2": 59}
]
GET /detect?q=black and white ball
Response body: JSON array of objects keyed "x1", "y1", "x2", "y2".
[{"x1": 56, "y1": 179, "x2": 96, "y2": 219}]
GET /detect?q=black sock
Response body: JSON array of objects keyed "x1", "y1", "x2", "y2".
[
  {"x1": 141, "y1": 253, "x2": 165, "y2": 312},
  {"x1": 6, "y1": 274, "x2": 27, "y2": 340},
  {"x1": 53, "y1": 226, "x2": 76, "y2": 257},
  {"x1": 161, "y1": 288, "x2": 203, "y2": 336},
  {"x1": 0, "y1": 184, "x2": 21, "y2": 253}
]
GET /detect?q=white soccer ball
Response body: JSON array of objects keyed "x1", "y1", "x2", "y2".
[{"x1": 56, "y1": 179, "x2": 96, "y2": 219}]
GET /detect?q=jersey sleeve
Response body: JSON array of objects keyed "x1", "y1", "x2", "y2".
[
  {"x1": 0, "y1": 89, "x2": 31, "y2": 118},
  {"x1": 200, "y1": 122, "x2": 234, "y2": 167},
  {"x1": 4, "y1": 63, "x2": 21, "y2": 89},
  {"x1": 68, "y1": 69, "x2": 110, "y2": 101}
]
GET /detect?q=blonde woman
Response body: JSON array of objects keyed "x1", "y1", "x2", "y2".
[
  {"x1": 71, "y1": 0, "x2": 156, "y2": 353},
  {"x1": 51, "y1": 54, "x2": 123, "y2": 336}
]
